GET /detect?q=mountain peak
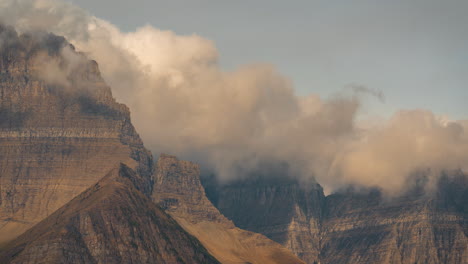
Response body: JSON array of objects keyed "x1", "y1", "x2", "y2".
[
  {"x1": 153, "y1": 154, "x2": 231, "y2": 225},
  {"x1": 0, "y1": 164, "x2": 219, "y2": 264},
  {"x1": 152, "y1": 154, "x2": 306, "y2": 264},
  {"x1": 0, "y1": 25, "x2": 153, "y2": 245}
]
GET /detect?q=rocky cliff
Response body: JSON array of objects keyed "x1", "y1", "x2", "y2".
[
  {"x1": 0, "y1": 164, "x2": 220, "y2": 264},
  {"x1": 0, "y1": 25, "x2": 152, "y2": 245},
  {"x1": 153, "y1": 154, "x2": 231, "y2": 225},
  {"x1": 205, "y1": 174, "x2": 324, "y2": 264},
  {"x1": 207, "y1": 172, "x2": 468, "y2": 264},
  {"x1": 320, "y1": 172, "x2": 468, "y2": 264},
  {"x1": 152, "y1": 154, "x2": 305, "y2": 264}
]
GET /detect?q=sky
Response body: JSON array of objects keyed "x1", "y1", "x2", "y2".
[
  {"x1": 68, "y1": 0, "x2": 467, "y2": 120},
  {"x1": 1, "y1": 0, "x2": 467, "y2": 195}
]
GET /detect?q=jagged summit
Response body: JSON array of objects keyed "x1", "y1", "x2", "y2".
[
  {"x1": 0, "y1": 25, "x2": 153, "y2": 245},
  {"x1": 0, "y1": 24, "x2": 100, "y2": 82},
  {"x1": 0, "y1": 24, "x2": 117, "y2": 121}
]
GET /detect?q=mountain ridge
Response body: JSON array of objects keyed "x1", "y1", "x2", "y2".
[
  {"x1": 205, "y1": 171, "x2": 468, "y2": 263},
  {"x1": 152, "y1": 154, "x2": 306, "y2": 264},
  {"x1": 1, "y1": 23, "x2": 467, "y2": 264},
  {"x1": 0, "y1": 25, "x2": 306, "y2": 264},
  {"x1": 0, "y1": 164, "x2": 220, "y2": 264},
  {"x1": 0, "y1": 24, "x2": 153, "y2": 245}
]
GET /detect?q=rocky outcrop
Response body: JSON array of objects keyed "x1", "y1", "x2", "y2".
[
  {"x1": 152, "y1": 154, "x2": 305, "y2": 264},
  {"x1": 153, "y1": 154, "x2": 231, "y2": 225},
  {"x1": 0, "y1": 25, "x2": 152, "y2": 245},
  {"x1": 0, "y1": 164, "x2": 219, "y2": 264},
  {"x1": 207, "y1": 172, "x2": 468, "y2": 264}
]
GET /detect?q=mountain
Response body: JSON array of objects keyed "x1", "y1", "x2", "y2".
[
  {"x1": 205, "y1": 174, "x2": 324, "y2": 263},
  {"x1": 0, "y1": 25, "x2": 152, "y2": 245},
  {"x1": 1, "y1": 23, "x2": 467, "y2": 264},
  {"x1": 0, "y1": 164, "x2": 220, "y2": 264},
  {"x1": 206, "y1": 172, "x2": 468, "y2": 264},
  {"x1": 321, "y1": 172, "x2": 468, "y2": 264},
  {"x1": 0, "y1": 25, "x2": 304, "y2": 264},
  {"x1": 152, "y1": 154, "x2": 305, "y2": 264}
]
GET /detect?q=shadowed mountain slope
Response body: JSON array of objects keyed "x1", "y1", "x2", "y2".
[
  {"x1": 0, "y1": 164, "x2": 220, "y2": 264},
  {"x1": 153, "y1": 154, "x2": 305, "y2": 264},
  {"x1": 206, "y1": 172, "x2": 468, "y2": 264},
  {"x1": 204, "y1": 173, "x2": 324, "y2": 263},
  {"x1": 320, "y1": 172, "x2": 468, "y2": 264}
]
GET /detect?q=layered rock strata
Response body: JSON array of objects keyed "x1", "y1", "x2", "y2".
[
  {"x1": 0, "y1": 25, "x2": 152, "y2": 245},
  {"x1": 152, "y1": 154, "x2": 305, "y2": 264},
  {"x1": 206, "y1": 175, "x2": 324, "y2": 264},
  {"x1": 207, "y1": 172, "x2": 468, "y2": 264},
  {"x1": 320, "y1": 173, "x2": 468, "y2": 264},
  {"x1": 0, "y1": 164, "x2": 219, "y2": 264}
]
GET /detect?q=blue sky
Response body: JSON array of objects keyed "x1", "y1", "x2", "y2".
[{"x1": 69, "y1": 0, "x2": 467, "y2": 119}]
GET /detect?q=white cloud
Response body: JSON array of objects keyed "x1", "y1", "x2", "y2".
[{"x1": 1, "y1": 0, "x2": 467, "y2": 195}]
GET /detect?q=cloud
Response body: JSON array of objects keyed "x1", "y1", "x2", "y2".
[
  {"x1": 328, "y1": 110, "x2": 468, "y2": 194},
  {"x1": 1, "y1": 0, "x2": 467, "y2": 195}
]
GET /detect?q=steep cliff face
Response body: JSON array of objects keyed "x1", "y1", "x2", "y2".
[
  {"x1": 0, "y1": 164, "x2": 219, "y2": 264},
  {"x1": 206, "y1": 175, "x2": 324, "y2": 264},
  {"x1": 152, "y1": 154, "x2": 305, "y2": 264},
  {"x1": 153, "y1": 154, "x2": 231, "y2": 225},
  {"x1": 207, "y1": 172, "x2": 468, "y2": 264},
  {"x1": 0, "y1": 25, "x2": 152, "y2": 245},
  {"x1": 321, "y1": 173, "x2": 468, "y2": 264}
]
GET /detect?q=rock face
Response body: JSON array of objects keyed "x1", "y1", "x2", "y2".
[
  {"x1": 320, "y1": 173, "x2": 468, "y2": 264},
  {"x1": 0, "y1": 164, "x2": 220, "y2": 264},
  {"x1": 152, "y1": 154, "x2": 306, "y2": 264},
  {"x1": 0, "y1": 25, "x2": 303, "y2": 264},
  {"x1": 153, "y1": 154, "x2": 230, "y2": 225},
  {"x1": 0, "y1": 25, "x2": 152, "y2": 244},
  {"x1": 207, "y1": 172, "x2": 468, "y2": 264},
  {"x1": 206, "y1": 175, "x2": 324, "y2": 264}
]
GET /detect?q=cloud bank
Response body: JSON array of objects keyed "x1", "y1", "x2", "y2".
[{"x1": 1, "y1": 0, "x2": 467, "y2": 195}]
